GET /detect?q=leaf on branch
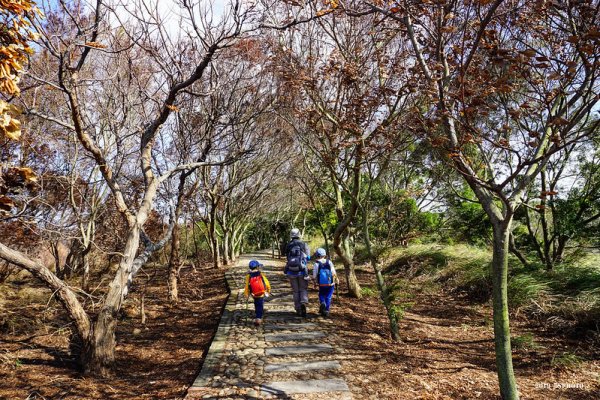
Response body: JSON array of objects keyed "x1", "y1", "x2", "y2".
[
  {"x1": 441, "y1": 26, "x2": 458, "y2": 34},
  {"x1": 519, "y1": 49, "x2": 537, "y2": 58},
  {"x1": 566, "y1": 35, "x2": 579, "y2": 44},
  {"x1": 547, "y1": 72, "x2": 561, "y2": 80},
  {"x1": 585, "y1": 27, "x2": 600, "y2": 39},
  {"x1": 166, "y1": 104, "x2": 179, "y2": 112},
  {"x1": 14, "y1": 167, "x2": 37, "y2": 183},
  {"x1": 316, "y1": 9, "x2": 333, "y2": 17},
  {"x1": 0, "y1": 112, "x2": 22, "y2": 140},
  {"x1": 498, "y1": 138, "x2": 510, "y2": 148},
  {"x1": 540, "y1": 190, "x2": 559, "y2": 197},
  {"x1": 85, "y1": 41, "x2": 107, "y2": 49},
  {"x1": 535, "y1": 204, "x2": 545, "y2": 210},
  {"x1": 549, "y1": 116, "x2": 569, "y2": 126}
]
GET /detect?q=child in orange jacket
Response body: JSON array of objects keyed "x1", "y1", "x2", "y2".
[{"x1": 244, "y1": 259, "x2": 271, "y2": 326}]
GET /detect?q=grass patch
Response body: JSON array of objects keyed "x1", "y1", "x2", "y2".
[
  {"x1": 385, "y1": 244, "x2": 493, "y2": 301},
  {"x1": 551, "y1": 352, "x2": 584, "y2": 369},
  {"x1": 512, "y1": 333, "x2": 542, "y2": 350},
  {"x1": 380, "y1": 243, "x2": 600, "y2": 329},
  {"x1": 360, "y1": 286, "x2": 378, "y2": 297},
  {"x1": 549, "y1": 258, "x2": 600, "y2": 296},
  {"x1": 508, "y1": 274, "x2": 549, "y2": 310}
]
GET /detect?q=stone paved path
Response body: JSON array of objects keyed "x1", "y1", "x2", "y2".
[{"x1": 186, "y1": 252, "x2": 353, "y2": 399}]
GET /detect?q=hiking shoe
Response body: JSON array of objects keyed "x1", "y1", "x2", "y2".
[
  {"x1": 300, "y1": 304, "x2": 307, "y2": 318},
  {"x1": 295, "y1": 308, "x2": 301, "y2": 316},
  {"x1": 324, "y1": 311, "x2": 330, "y2": 318},
  {"x1": 254, "y1": 318, "x2": 262, "y2": 326},
  {"x1": 319, "y1": 302, "x2": 326, "y2": 316}
]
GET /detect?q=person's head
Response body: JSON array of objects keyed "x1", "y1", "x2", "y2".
[
  {"x1": 316, "y1": 248, "x2": 326, "y2": 259},
  {"x1": 249, "y1": 260, "x2": 263, "y2": 270},
  {"x1": 290, "y1": 228, "x2": 300, "y2": 239}
]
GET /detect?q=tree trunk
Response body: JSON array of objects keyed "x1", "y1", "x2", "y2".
[
  {"x1": 319, "y1": 225, "x2": 330, "y2": 255},
  {"x1": 193, "y1": 222, "x2": 202, "y2": 269},
  {"x1": 168, "y1": 221, "x2": 181, "y2": 302},
  {"x1": 0, "y1": 242, "x2": 93, "y2": 370},
  {"x1": 82, "y1": 311, "x2": 116, "y2": 377},
  {"x1": 222, "y1": 230, "x2": 231, "y2": 266},
  {"x1": 208, "y1": 208, "x2": 222, "y2": 268},
  {"x1": 333, "y1": 231, "x2": 361, "y2": 298},
  {"x1": 491, "y1": 221, "x2": 519, "y2": 400},
  {"x1": 361, "y1": 208, "x2": 399, "y2": 340},
  {"x1": 51, "y1": 242, "x2": 63, "y2": 279},
  {"x1": 554, "y1": 235, "x2": 568, "y2": 265},
  {"x1": 81, "y1": 248, "x2": 91, "y2": 292},
  {"x1": 508, "y1": 232, "x2": 528, "y2": 268},
  {"x1": 168, "y1": 173, "x2": 187, "y2": 302}
]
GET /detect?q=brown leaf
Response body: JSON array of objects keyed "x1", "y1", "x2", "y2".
[
  {"x1": 566, "y1": 35, "x2": 579, "y2": 44},
  {"x1": 550, "y1": 116, "x2": 569, "y2": 126},
  {"x1": 519, "y1": 49, "x2": 537, "y2": 58},
  {"x1": 0, "y1": 196, "x2": 15, "y2": 212},
  {"x1": 85, "y1": 41, "x2": 107, "y2": 49},
  {"x1": 0, "y1": 113, "x2": 21, "y2": 140},
  {"x1": 15, "y1": 167, "x2": 37, "y2": 183}
]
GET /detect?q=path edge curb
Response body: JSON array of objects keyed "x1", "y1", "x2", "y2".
[{"x1": 185, "y1": 269, "x2": 240, "y2": 398}]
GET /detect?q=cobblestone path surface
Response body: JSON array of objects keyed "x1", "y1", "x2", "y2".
[{"x1": 185, "y1": 251, "x2": 353, "y2": 400}]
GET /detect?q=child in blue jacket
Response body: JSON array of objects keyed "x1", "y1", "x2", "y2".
[{"x1": 312, "y1": 248, "x2": 338, "y2": 317}]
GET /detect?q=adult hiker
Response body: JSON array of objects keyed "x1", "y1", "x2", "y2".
[
  {"x1": 284, "y1": 228, "x2": 311, "y2": 317},
  {"x1": 312, "y1": 248, "x2": 339, "y2": 317},
  {"x1": 244, "y1": 259, "x2": 271, "y2": 326}
]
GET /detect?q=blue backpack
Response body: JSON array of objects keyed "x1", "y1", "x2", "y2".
[
  {"x1": 317, "y1": 260, "x2": 333, "y2": 287},
  {"x1": 286, "y1": 240, "x2": 306, "y2": 273}
]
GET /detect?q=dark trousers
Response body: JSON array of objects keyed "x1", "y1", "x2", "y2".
[
  {"x1": 254, "y1": 296, "x2": 264, "y2": 319},
  {"x1": 318, "y1": 285, "x2": 335, "y2": 311}
]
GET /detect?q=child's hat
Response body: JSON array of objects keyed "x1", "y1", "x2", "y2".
[
  {"x1": 316, "y1": 248, "x2": 326, "y2": 257},
  {"x1": 249, "y1": 260, "x2": 263, "y2": 269}
]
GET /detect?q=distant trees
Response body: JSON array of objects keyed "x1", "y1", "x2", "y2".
[{"x1": 515, "y1": 137, "x2": 600, "y2": 270}]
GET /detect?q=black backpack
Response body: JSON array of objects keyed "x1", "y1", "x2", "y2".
[{"x1": 286, "y1": 241, "x2": 306, "y2": 272}]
